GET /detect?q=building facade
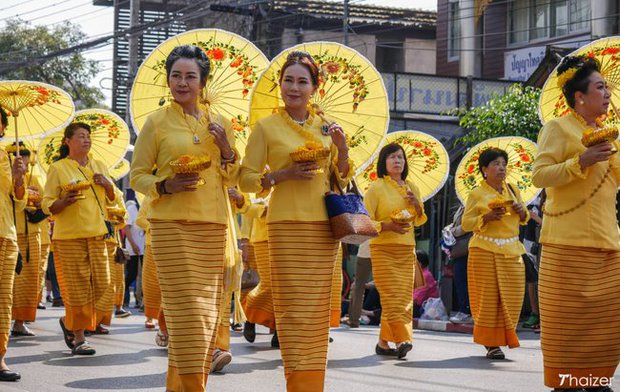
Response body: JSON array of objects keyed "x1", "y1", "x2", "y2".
[{"x1": 437, "y1": 0, "x2": 617, "y2": 81}]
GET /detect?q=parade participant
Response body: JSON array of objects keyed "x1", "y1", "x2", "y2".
[
  {"x1": 9, "y1": 143, "x2": 45, "y2": 337},
  {"x1": 363, "y1": 143, "x2": 427, "y2": 360},
  {"x1": 241, "y1": 200, "x2": 278, "y2": 347},
  {"x1": 533, "y1": 55, "x2": 620, "y2": 391},
  {"x1": 461, "y1": 147, "x2": 527, "y2": 360},
  {"x1": 136, "y1": 196, "x2": 158, "y2": 330},
  {"x1": 123, "y1": 199, "x2": 144, "y2": 309},
  {"x1": 239, "y1": 50, "x2": 353, "y2": 391},
  {"x1": 42, "y1": 122, "x2": 116, "y2": 356},
  {"x1": 330, "y1": 245, "x2": 344, "y2": 329},
  {"x1": 130, "y1": 44, "x2": 240, "y2": 391},
  {"x1": 0, "y1": 106, "x2": 27, "y2": 381}
]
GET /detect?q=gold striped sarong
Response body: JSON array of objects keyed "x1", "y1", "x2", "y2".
[
  {"x1": 243, "y1": 241, "x2": 275, "y2": 329},
  {"x1": 540, "y1": 244, "x2": 620, "y2": 388},
  {"x1": 268, "y1": 221, "x2": 338, "y2": 392},
  {"x1": 215, "y1": 290, "x2": 232, "y2": 352},
  {"x1": 0, "y1": 238, "x2": 18, "y2": 356},
  {"x1": 370, "y1": 244, "x2": 416, "y2": 344},
  {"x1": 39, "y1": 244, "x2": 50, "y2": 303},
  {"x1": 240, "y1": 243, "x2": 258, "y2": 305},
  {"x1": 150, "y1": 220, "x2": 225, "y2": 392},
  {"x1": 53, "y1": 237, "x2": 110, "y2": 331},
  {"x1": 330, "y1": 245, "x2": 343, "y2": 328},
  {"x1": 98, "y1": 242, "x2": 123, "y2": 326},
  {"x1": 142, "y1": 244, "x2": 161, "y2": 319},
  {"x1": 467, "y1": 247, "x2": 524, "y2": 348},
  {"x1": 12, "y1": 233, "x2": 42, "y2": 321},
  {"x1": 113, "y1": 262, "x2": 125, "y2": 308}
]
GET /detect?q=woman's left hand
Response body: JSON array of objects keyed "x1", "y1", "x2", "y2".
[
  {"x1": 512, "y1": 202, "x2": 527, "y2": 220},
  {"x1": 209, "y1": 122, "x2": 234, "y2": 159},
  {"x1": 93, "y1": 173, "x2": 113, "y2": 192},
  {"x1": 407, "y1": 190, "x2": 423, "y2": 216},
  {"x1": 328, "y1": 123, "x2": 348, "y2": 153}
]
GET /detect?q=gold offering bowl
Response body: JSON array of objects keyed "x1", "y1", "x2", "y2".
[
  {"x1": 62, "y1": 181, "x2": 92, "y2": 200},
  {"x1": 26, "y1": 191, "x2": 42, "y2": 211},
  {"x1": 290, "y1": 147, "x2": 331, "y2": 174},
  {"x1": 390, "y1": 208, "x2": 416, "y2": 225},
  {"x1": 169, "y1": 155, "x2": 212, "y2": 187},
  {"x1": 581, "y1": 126, "x2": 619, "y2": 148},
  {"x1": 107, "y1": 207, "x2": 125, "y2": 225}
]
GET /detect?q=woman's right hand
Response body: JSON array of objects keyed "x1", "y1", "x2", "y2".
[
  {"x1": 165, "y1": 173, "x2": 200, "y2": 193},
  {"x1": 483, "y1": 208, "x2": 505, "y2": 224},
  {"x1": 282, "y1": 161, "x2": 320, "y2": 182},
  {"x1": 579, "y1": 142, "x2": 615, "y2": 170},
  {"x1": 381, "y1": 221, "x2": 411, "y2": 234}
]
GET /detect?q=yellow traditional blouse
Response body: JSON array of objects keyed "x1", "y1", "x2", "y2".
[
  {"x1": 239, "y1": 112, "x2": 354, "y2": 222},
  {"x1": 42, "y1": 157, "x2": 114, "y2": 240},
  {"x1": 16, "y1": 173, "x2": 43, "y2": 235},
  {"x1": 130, "y1": 101, "x2": 240, "y2": 224},
  {"x1": 1, "y1": 150, "x2": 26, "y2": 240},
  {"x1": 462, "y1": 181, "x2": 528, "y2": 256},
  {"x1": 532, "y1": 115, "x2": 620, "y2": 250},
  {"x1": 364, "y1": 177, "x2": 427, "y2": 246},
  {"x1": 244, "y1": 202, "x2": 268, "y2": 243},
  {"x1": 135, "y1": 196, "x2": 151, "y2": 247}
]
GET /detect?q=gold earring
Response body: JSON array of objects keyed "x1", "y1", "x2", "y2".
[{"x1": 579, "y1": 100, "x2": 585, "y2": 105}]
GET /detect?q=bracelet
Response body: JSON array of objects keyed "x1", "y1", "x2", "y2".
[
  {"x1": 221, "y1": 151, "x2": 236, "y2": 163},
  {"x1": 158, "y1": 180, "x2": 170, "y2": 195}
]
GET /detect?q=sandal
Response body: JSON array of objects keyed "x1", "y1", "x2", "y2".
[
  {"x1": 71, "y1": 340, "x2": 96, "y2": 355},
  {"x1": 396, "y1": 342, "x2": 413, "y2": 359},
  {"x1": 59, "y1": 318, "x2": 75, "y2": 349},
  {"x1": 486, "y1": 347, "x2": 505, "y2": 360},
  {"x1": 145, "y1": 320, "x2": 155, "y2": 329},
  {"x1": 155, "y1": 331, "x2": 169, "y2": 348}
]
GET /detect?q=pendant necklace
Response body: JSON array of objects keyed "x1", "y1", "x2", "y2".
[{"x1": 183, "y1": 111, "x2": 202, "y2": 144}]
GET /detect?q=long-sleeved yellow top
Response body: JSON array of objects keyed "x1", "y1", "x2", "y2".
[
  {"x1": 239, "y1": 112, "x2": 354, "y2": 223},
  {"x1": 136, "y1": 195, "x2": 151, "y2": 246},
  {"x1": 462, "y1": 181, "x2": 528, "y2": 256},
  {"x1": 532, "y1": 115, "x2": 620, "y2": 250},
  {"x1": 364, "y1": 177, "x2": 427, "y2": 246},
  {"x1": 130, "y1": 101, "x2": 240, "y2": 224},
  {"x1": 42, "y1": 157, "x2": 113, "y2": 240},
  {"x1": 16, "y1": 173, "x2": 44, "y2": 234},
  {"x1": 1, "y1": 150, "x2": 26, "y2": 240}
]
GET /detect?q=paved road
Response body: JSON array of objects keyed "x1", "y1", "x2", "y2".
[{"x1": 0, "y1": 306, "x2": 579, "y2": 391}]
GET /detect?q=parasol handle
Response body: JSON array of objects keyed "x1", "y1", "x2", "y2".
[
  {"x1": 311, "y1": 103, "x2": 333, "y2": 126},
  {"x1": 13, "y1": 115, "x2": 19, "y2": 158}
]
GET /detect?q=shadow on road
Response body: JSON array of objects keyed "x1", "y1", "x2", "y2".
[{"x1": 64, "y1": 372, "x2": 166, "y2": 389}]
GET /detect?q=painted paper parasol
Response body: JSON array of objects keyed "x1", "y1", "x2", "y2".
[
  {"x1": 356, "y1": 130, "x2": 449, "y2": 201},
  {"x1": 38, "y1": 108, "x2": 130, "y2": 172},
  {"x1": 130, "y1": 28, "x2": 269, "y2": 156},
  {"x1": 454, "y1": 136, "x2": 540, "y2": 205},
  {"x1": 249, "y1": 41, "x2": 389, "y2": 173},
  {"x1": 0, "y1": 81, "x2": 74, "y2": 155}
]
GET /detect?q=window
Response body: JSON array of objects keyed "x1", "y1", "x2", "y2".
[
  {"x1": 508, "y1": 0, "x2": 591, "y2": 45},
  {"x1": 448, "y1": 0, "x2": 460, "y2": 60}
]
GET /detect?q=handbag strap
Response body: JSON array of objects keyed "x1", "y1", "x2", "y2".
[
  {"x1": 8, "y1": 157, "x2": 29, "y2": 262},
  {"x1": 75, "y1": 165, "x2": 107, "y2": 221}
]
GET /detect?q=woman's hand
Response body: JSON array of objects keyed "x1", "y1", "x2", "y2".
[
  {"x1": 512, "y1": 202, "x2": 527, "y2": 221},
  {"x1": 93, "y1": 173, "x2": 113, "y2": 192},
  {"x1": 579, "y1": 142, "x2": 615, "y2": 170},
  {"x1": 406, "y1": 190, "x2": 423, "y2": 216},
  {"x1": 483, "y1": 208, "x2": 505, "y2": 224},
  {"x1": 381, "y1": 221, "x2": 411, "y2": 234},
  {"x1": 228, "y1": 187, "x2": 245, "y2": 207},
  {"x1": 328, "y1": 123, "x2": 348, "y2": 152},
  {"x1": 209, "y1": 122, "x2": 234, "y2": 160},
  {"x1": 164, "y1": 174, "x2": 200, "y2": 193}
]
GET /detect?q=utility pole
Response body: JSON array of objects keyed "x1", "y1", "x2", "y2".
[
  {"x1": 126, "y1": 0, "x2": 140, "y2": 127},
  {"x1": 343, "y1": 0, "x2": 349, "y2": 46}
]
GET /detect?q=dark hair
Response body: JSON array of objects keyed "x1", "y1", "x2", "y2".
[
  {"x1": 558, "y1": 55, "x2": 602, "y2": 108},
  {"x1": 10, "y1": 141, "x2": 30, "y2": 157},
  {"x1": 57, "y1": 122, "x2": 91, "y2": 160},
  {"x1": 377, "y1": 143, "x2": 408, "y2": 180},
  {"x1": 279, "y1": 50, "x2": 320, "y2": 86},
  {"x1": 478, "y1": 148, "x2": 508, "y2": 178},
  {"x1": 416, "y1": 249, "x2": 429, "y2": 268},
  {"x1": 165, "y1": 44, "x2": 210, "y2": 84},
  {"x1": 0, "y1": 106, "x2": 7, "y2": 128}
]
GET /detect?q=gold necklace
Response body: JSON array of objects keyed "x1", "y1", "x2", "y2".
[{"x1": 182, "y1": 110, "x2": 203, "y2": 144}]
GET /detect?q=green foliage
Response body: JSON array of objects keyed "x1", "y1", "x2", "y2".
[
  {"x1": 451, "y1": 84, "x2": 542, "y2": 147},
  {"x1": 0, "y1": 19, "x2": 105, "y2": 110}
]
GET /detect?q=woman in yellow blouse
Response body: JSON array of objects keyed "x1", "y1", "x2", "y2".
[
  {"x1": 364, "y1": 143, "x2": 427, "y2": 360},
  {"x1": 0, "y1": 106, "x2": 27, "y2": 382},
  {"x1": 240, "y1": 51, "x2": 352, "y2": 392},
  {"x1": 130, "y1": 44, "x2": 240, "y2": 392},
  {"x1": 461, "y1": 147, "x2": 528, "y2": 361},
  {"x1": 533, "y1": 55, "x2": 620, "y2": 391},
  {"x1": 42, "y1": 122, "x2": 116, "y2": 356},
  {"x1": 9, "y1": 144, "x2": 44, "y2": 337}
]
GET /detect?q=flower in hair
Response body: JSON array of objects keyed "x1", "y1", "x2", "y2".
[{"x1": 557, "y1": 68, "x2": 578, "y2": 88}]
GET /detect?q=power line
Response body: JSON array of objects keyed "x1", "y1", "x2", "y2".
[{"x1": 0, "y1": 0, "x2": 83, "y2": 23}]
